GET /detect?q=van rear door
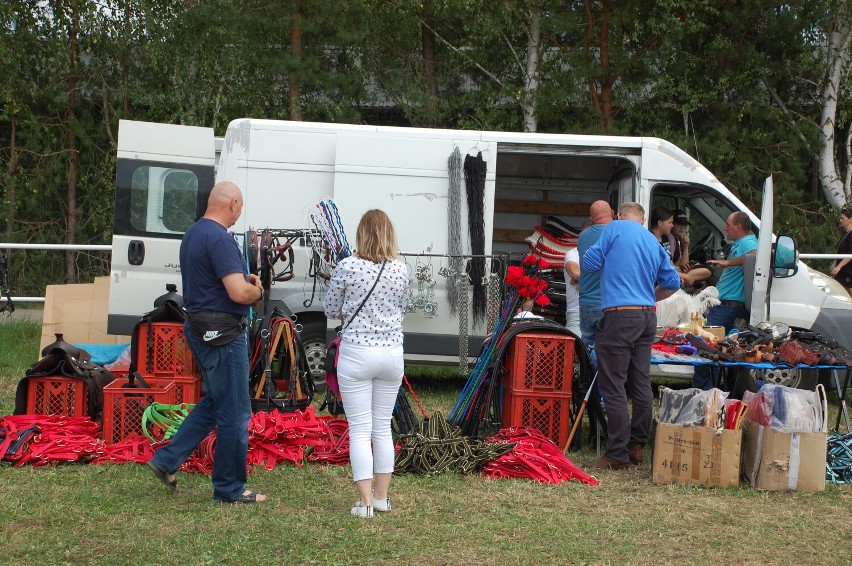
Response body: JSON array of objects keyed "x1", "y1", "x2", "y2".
[{"x1": 108, "y1": 120, "x2": 215, "y2": 335}]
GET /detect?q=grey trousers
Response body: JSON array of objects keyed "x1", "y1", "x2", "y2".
[{"x1": 595, "y1": 309, "x2": 656, "y2": 462}]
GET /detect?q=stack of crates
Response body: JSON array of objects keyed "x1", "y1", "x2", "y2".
[
  {"x1": 134, "y1": 322, "x2": 201, "y2": 405},
  {"x1": 502, "y1": 331, "x2": 575, "y2": 450},
  {"x1": 101, "y1": 321, "x2": 201, "y2": 444},
  {"x1": 26, "y1": 376, "x2": 89, "y2": 418}
]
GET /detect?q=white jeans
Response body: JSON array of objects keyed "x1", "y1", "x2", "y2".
[
  {"x1": 565, "y1": 309, "x2": 581, "y2": 338},
  {"x1": 337, "y1": 341, "x2": 404, "y2": 481}
]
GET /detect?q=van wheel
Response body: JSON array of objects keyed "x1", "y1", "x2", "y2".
[
  {"x1": 753, "y1": 367, "x2": 819, "y2": 390},
  {"x1": 297, "y1": 315, "x2": 328, "y2": 388}
]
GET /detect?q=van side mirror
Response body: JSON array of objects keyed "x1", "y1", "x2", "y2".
[{"x1": 772, "y1": 234, "x2": 798, "y2": 278}]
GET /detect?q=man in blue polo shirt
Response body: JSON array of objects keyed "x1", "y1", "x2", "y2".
[
  {"x1": 692, "y1": 211, "x2": 758, "y2": 390},
  {"x1": 582, "y1": 202, "x2": 681, "y2": 469},
  {"x1": 577, "y1": 200, "x2": 614, "y2": 348}
]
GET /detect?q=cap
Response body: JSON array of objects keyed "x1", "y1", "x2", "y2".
[{"x1": 673, "y1": 211, "x2": 690, "y2": 225}]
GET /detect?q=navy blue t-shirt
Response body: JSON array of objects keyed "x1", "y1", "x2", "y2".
[{"x1": 179, "y1": 218, "x2": 248, "y2": 316}]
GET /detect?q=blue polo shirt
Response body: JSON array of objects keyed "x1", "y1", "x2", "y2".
[
  {"x1": 578, "y1": 224, "x2": 606, "y2": 307},
  {"x1": 582, "y1": 220, "x2": 681, "y2": 310},
  {"x1": 179, "y1": 218, "x2": 249, "y2": 316},
  {"x1": 716, "y1": 234, "x2": 758, "y2": 302}
]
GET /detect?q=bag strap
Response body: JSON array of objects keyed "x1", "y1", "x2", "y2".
[
  {"x1": 342, "y1": 260, "x2": 387, "y2": 331},
  {"x1": 666, "y1": 232, "x2": 677, "y2": 256}
]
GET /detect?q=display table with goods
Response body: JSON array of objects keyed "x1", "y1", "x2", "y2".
[
  {"x1": 649, "y1": 321, "x2": 852, "y2": 489},
  {"x1": 651, "y1": 323, "x2": 852, "y2": 426}
]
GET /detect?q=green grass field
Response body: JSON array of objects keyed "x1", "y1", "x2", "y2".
[{"x1": 1, "y1": 319, "x2": 850, "y2": 566}]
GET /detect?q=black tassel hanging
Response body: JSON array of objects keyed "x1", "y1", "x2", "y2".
[{"x1": 464, "y1": 152, "x2": 487, "y2": 329}]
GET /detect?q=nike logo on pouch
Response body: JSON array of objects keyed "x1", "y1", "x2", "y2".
[{"x1": 203, "y1": 330, "x2": 221, "y2": 341}]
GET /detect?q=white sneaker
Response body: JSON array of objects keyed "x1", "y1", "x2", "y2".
[
  {"x1": 372, "y1": 496, "x2": 391, "y2": 512},
  {"x1": 351, "y1": 502, "x2": 373, "y2": 518}
]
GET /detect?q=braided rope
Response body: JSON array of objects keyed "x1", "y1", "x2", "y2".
[
  {"x1": 464, "y1": 152, "x2": 487, "y2": 329},
  {"x1": 458, "y1": 271, "x2": 469, "y2": 375},
  {"x1": 486, "y1": 260, "x2": 502, "y2": 332},
  {"x1": 394, "y1": 411, "x2": 514, "y2": 476},
  {"x1": 447, "y1": 148, "x2": 464, "y2": 315}
]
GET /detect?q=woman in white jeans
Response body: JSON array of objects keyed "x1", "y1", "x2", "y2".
[{"x1": 324, "y1": 209, "x2": 409, "y2": 518}]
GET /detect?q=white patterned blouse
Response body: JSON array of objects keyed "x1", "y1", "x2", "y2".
[{"x1": 324, "y1": 256, "x2": 410, "y2": 346}]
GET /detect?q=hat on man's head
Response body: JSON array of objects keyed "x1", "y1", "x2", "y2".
[{"x1": 673, "y1": 210, "x2": 690, "y2": 225}]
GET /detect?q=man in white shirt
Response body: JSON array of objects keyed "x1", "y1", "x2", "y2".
[{"x1": 564, "y1": 247, "x2": 581, "y2": 336}]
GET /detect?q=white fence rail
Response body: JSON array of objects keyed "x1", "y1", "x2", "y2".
[
  {"x1": 799, "y1": 254, "x2": 851, "y2": 260},
  {"x1": 1, "y1": 242, "x2": 111, "y2": 304}
]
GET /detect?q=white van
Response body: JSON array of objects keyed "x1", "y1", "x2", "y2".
[{"x1": 108, "y1": 119, "x2": 852, "y2": 386}]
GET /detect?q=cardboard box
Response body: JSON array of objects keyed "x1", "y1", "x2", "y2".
[
  {"x1": 40, "y1": 276, "x2": 130, "y2": 355},
  {"x1": 704, "y1": 326, "x2": 726, "y2": 341},
  {"x1": 741, "y1": 421, "x2": 826, "y2": 493},
  {"x1": 652, "y1": 421, "x2": 742, "y2": 488}
]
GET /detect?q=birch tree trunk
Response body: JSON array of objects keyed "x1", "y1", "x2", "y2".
[
  {"x1": 522, "y1": 5, "x2": 541, "y2": 133},
  {"x1": 818, "y1": 0, "x2": 852, "y2": 207}
]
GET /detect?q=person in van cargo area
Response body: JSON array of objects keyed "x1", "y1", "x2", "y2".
[
  {"x1": 148, "y1": 181, "x2": 267, "y2": 504},
  {"x1": 832, "y1": 207, "x2": 852, "y2": 294},
  {"x1": 582, "y1": 202, "x2": 680, "y2": 469},
  {"x1": 324, "y1": 209, "x2": 410, "y2": 519},
  {"x1": 577, "y1": 200, "x2": 614, "y2": 348},
  {"x1": 692, "y1": 211, "x2": 758, "y2": 390}
]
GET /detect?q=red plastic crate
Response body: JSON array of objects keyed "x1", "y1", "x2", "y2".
[
  {"x1": 148, "y1": 376, "x2": 202, "y2": 405},
  {"x1": 135, "y1": 322, "x2": 199, "y2": 378},
  {"x1": 26, "y1": 376, "x2": 89, "y2": 417},
  {"x1": 102, "y1": 378, "x2": 176, "y2": 445},
  {"x1": 502, "y1": 390, "x2": 572, "y2": 450},
  {"x1": 506, "y1": 332, "x2": 575, "y2": 394}
]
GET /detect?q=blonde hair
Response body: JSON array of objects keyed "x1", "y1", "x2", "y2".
[
  {"x1": 355, "y1": 209, "x2": 399, "y2": 263},
  {"x1": 619, "y1": 202, "x2": 645, "y2": 222}
]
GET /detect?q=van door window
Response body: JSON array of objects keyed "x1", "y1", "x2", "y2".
[{"x1": 128, "y1": 166, "x2": 199, "y2": 235}]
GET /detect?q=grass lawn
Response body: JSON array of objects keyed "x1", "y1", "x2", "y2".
[{"x1": 1, "y1": 318, "x2": 850, "y2": 566}]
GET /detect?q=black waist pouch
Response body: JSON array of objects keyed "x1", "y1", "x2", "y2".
[{"x1": 188, "y1": 311, "x2": 245, "y2": 346}]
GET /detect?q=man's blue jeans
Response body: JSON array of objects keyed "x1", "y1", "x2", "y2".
[
  {"x1": 150, "y1": 322, "x2": 251, "y2": 502},
  {"x1": 692, "y1": 304, "x2": 748, "y2": 390},
  {"x1": 579, "y1": 305, "x2": 604, "y2": 349}
]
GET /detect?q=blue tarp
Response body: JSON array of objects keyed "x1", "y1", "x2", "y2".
[{"x1": 75, "y1": 343, "x2": 130, "y2": 365}]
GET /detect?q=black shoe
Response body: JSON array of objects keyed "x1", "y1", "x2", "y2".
[
  {"x1": 216, "y1": 490, "x2": 267, "y2": 504},
  {"x1": 147, "y1": 461, "x2": 177, "y2": 493}
]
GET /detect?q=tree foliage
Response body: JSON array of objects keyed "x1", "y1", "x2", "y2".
[{"x1": 0, "y1": 0, "x2": 850, "y2": 296}]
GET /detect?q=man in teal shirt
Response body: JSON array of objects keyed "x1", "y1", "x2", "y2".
[{"x1": 692, "y1": 211, "x2": 758, "y2": 389}]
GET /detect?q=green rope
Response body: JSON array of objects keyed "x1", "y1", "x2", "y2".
[{"x1": 142, "y1": 402, "x2": 195, "y2": 442}]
